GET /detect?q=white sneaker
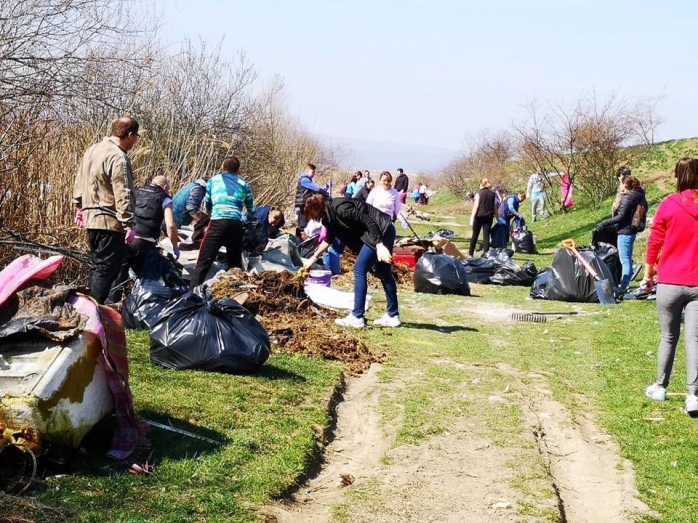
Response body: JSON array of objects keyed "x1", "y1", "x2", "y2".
[
  {"x1": 645, "y1": 383, "x2": 667, "y2": 401},
  {"x1": 335, "y1": 313, "x2": 365, "y2": 329},
  {"x1": 373, "y1": 314, "x2": 402, "y2": 327},
  {"x1": 686, "y1": 395, "x2": 698, "y2": 418}
]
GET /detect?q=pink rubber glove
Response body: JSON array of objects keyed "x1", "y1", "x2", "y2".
[
  {"x1": 319, "y1": 226, "x2": 328, "y2": 243},
  {"x1": 74, "y1": 209, "x2": 84, "y2": 229},
  {"x1": 124, "y1": 228, "x2": 136, "y2": 244}
]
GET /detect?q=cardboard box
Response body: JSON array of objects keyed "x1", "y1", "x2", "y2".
[{"x1": 432, "y1": 235, "x2": 468, "y2": 260}]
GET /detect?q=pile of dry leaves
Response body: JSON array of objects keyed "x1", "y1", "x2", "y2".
[{"x1": 209, "y1": 270, "x2": 384, "y2": 375}]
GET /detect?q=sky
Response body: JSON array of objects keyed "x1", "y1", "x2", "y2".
[{"x1": 160, "y1": 0, "x2": 697, "y2": 171}]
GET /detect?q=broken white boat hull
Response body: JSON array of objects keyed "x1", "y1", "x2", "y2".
[{"x1": 0, "y1": 334, "x2": 114, "y2": 448}]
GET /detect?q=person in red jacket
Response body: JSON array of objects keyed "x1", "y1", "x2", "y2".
[{"x1": 643, "y1": 157, "x2": 698, "y2": 417}]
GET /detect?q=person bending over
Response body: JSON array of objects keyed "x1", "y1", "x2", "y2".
[{"x1": 302, "y1": 194, "x2": 400, "y2": 328}]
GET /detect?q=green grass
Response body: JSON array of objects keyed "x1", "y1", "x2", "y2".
[{"x1": 35, "y1": 331, "x2": 344, "y2": 523}]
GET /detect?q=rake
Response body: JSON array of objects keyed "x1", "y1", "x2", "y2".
[{"x1": 511, "y1": 312, "x2": 579, "y2": 323}]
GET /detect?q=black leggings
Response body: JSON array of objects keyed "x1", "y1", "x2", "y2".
[{"x1": 469, "y1": 216, "x2": 493, "y2": 257}]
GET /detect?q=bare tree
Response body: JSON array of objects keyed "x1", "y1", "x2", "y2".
[
  {"x1": 236, "y1": 77, "x2": 342, "y2": 208},
  {"x1": 514, "y1": 92, "x2": 661, "y2": 210},
  {"x1": 441, "y1": 131, "x2": 516, "y2": 197}
]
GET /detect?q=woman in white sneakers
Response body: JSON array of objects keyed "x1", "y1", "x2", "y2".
[{"x1": 643, "y1": 158, "x2": 698, "y2": 417}]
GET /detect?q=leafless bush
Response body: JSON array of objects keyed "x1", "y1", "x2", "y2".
[
  {"x1": 514, "y1": 93, "x2": 661, "y2": 209},
  {"x1": 0, "y1": 1, "x2": 338, "y2": 280},
  {"x1": 442, "y1": 131, "x2": 516, "y2": 197}
]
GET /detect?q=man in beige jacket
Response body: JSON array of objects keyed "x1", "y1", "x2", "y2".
[{"x1": 73, "y1": 117, "x2": 138, "y2": 304}]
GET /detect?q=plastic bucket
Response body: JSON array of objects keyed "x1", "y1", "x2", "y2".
[{"x1": 306, "y1": 269, "x2": 332, "y2": 287}]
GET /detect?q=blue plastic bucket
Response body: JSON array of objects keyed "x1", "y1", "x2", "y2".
[{"x1": 306, "y1": 269, "x2": 332, "y2": 287}]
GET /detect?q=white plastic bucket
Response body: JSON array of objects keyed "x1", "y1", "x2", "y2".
[{"x1": 306, "y1": 269, "x2": 332, "y2": 287}]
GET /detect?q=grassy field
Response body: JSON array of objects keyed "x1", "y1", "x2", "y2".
[{"x1": 23, "y1": 138, "x2": 698, "y2": 522}]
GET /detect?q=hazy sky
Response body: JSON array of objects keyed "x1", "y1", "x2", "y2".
[{"x1": 161, "y1": 0, "x2": 696, "y2": 170}]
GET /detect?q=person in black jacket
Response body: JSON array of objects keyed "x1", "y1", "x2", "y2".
[
  {"x1": 468, "y1": 177, "x2": 496, "y2": 257},
  {"x1": 394, "y1": 168, "x2": 409, "y2": 203},
  {"x1": 594, "y1": 175, "x2": 647, "y2": 291},
  {"x1": 110, "y1": 175, "x2": 180, "y2": 302},
  {"x1": 302, "y1": 193, "x2": 400, "y2": 328}
]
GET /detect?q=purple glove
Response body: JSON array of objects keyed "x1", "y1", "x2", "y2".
[
  {"x1": 124, "y1": 228, "x2": 136, "y2": 244},
  {"x1": 319, "y1": 226, "x2": 328, "y2": 243},
  {"x1": 173, "y1": 248, "x2": 181, "y2": 260},
  {"x1": 74, "y1": 209, "x2": 84, "y2": 229}
]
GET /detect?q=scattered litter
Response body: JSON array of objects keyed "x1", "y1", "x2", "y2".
[
  {"x1": 491, "y1": 501, "x2": 512, "y2": 510},
  {"x1": 472, "y1": 378, "x2": 482, "y2": 384},
  {"x1": 210, "y1": 270, "x2": 384, "y2": 374},
  {"x1": 539, "y1": 412, "x2": 551, "y2": 419},
  {"x1": 339, "y1": 473, "x2": 355, "y2": 487}
]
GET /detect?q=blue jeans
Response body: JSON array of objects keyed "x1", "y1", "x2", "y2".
[
  {"x1": 353, "y1": 225, "x2": 398, "y2": 319},
  {"x1": 322, "y1": 239, "x2": 344, "y2": 275},
  {"x1": 617, "y1": 233, "x2": 636, "y2": 290}
]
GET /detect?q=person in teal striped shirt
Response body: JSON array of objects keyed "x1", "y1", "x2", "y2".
[{"x1": 189, "y1": 156, "x2": 256, "y2": 288}]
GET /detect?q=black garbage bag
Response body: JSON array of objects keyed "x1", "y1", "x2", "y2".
[
  {"x1": 122, "y1": 252, "x2": 188, "y2": 330},
  {"x1": 149, "y1": 290, "x2": 271, "y2": 373},
  {"x1": 462, "y1": 257, "x2": 498, "y2": 284},
  {"x1": 490, "y1": 223, "x2": 509, "y2": 249},
  {"x1": 592, "y1": 225, "x2": 618, "y2": 248},
  {"x1": 414, "y1": 253, "x2": 471, "y2": 295},
  {"x1": 592, "y1": 243, "x2": 621, "y2": 287},
  {"x1": 512, "y1": 229, "x2": 535, "y2": 254},
  {"x1": 529, "y1": 247, "x2": 615, "y2": 302},
  {"x1": 298, "y1": 234, "x2": 320, "y2": 259},
  {"x1": 490, "y1": 261, "x2": 538, "y2": 286},
  {"x1": 483, "y1": 248, "x2": 515, "y2": 262}
]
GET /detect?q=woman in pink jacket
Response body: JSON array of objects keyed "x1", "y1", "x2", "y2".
[{"x1": 643, "y1": 157, "x2": 698, "y2": 417}]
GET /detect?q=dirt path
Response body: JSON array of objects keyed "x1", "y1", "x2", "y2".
[
  {"x1": 264, "y1": 301, "x2": 651, "y2": 522},
  {"x1": 266, "y1": 364, "x2": 389, "y2": 522}
]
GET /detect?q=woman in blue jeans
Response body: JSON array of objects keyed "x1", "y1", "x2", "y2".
[
  {"x1": 594, "y1": 176, "x2": 647, "y2": 291},
  {"x1": 302, "y1": 193, "x2": 399, "y2": 328}
]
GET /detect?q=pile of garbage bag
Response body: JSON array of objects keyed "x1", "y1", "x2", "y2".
[
  {"x1": 460, "y1": 249, "x2": 537, "y2": 286},
  {"x1": 123, "y1": 252, "x2": 271, "y2": 373},
  {"x1": 530, "y1": 246, "x2": 616, "y2": 303}
]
